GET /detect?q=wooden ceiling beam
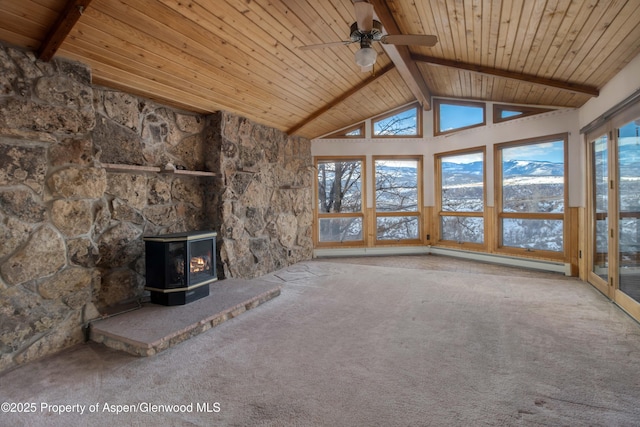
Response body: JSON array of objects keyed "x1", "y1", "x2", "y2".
[
  {"x1": 287, "y1": 63, "x2": 395, "y2": 136},
  {"x1": 367, "y1": 0, "x2": 432, "y2": 110},
  {"x1": 38, "y1": 0, "x2": 92, "y2": 62},
  {"x1": 411, "y1": 53, "x2": 600, "y2": 97}
]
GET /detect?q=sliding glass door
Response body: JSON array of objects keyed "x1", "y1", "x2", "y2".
[
  {"x1": 589, "y1": 133, "x2": 610, "y2": 295},
  {"x1": 617, "y1": 119, "x2": 640, "y2": 305},
  {"x1": 587, "y1": 107, "x2": 640, "y2": 320}
]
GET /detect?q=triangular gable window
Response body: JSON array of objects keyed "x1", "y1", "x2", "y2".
[
  {"x1": 373, "y1": 103, "x2": 421, "y2": 137},
  {"x1": 501, "y1": 110, "x2": 522, "y2": 118},
  {"x1": 322, "y1": 123, "x2": 365, "y2": 139},
  {"x1": 493, "y1": 104, "x2": 554, "y2": 124},
  {"x1": 434, "y1": 99, "x2": 486, "y2": 136}
]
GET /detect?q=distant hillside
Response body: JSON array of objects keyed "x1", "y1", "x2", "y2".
[
  {"x1": 440, "y1": 159, "x2": 564, "y2": 186},
  {"x1": 501, "y1": 160, "x2": 564, "y2": 177}
]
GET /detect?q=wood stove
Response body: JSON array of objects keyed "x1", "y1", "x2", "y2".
[{"x1": 144, "y1": 231, "x2": 217, "y2": 306}]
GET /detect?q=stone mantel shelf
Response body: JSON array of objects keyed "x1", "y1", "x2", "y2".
[
  {"x1": 103, "y1": 163, "x2": 216, "y2": 177},
  {"x1": 161, "y1": 169, "x2": 217, "y2": 177},
  {"x1": 237, "y1": 168, "x2": 258, "y2": 174}
]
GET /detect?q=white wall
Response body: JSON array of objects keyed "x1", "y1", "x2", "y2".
[{"x1": 312, "y1": 104, "x2": 583, "y2": 208}]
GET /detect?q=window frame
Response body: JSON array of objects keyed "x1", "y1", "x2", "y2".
[
  {"x1": 494, "y1": 133, "x2": 569, "y2": 260},
  {"x1": 371, "y1": 103, "x2": 422, "y2": 138},
  {"x1": 435, "y1": 147, "x2": 487, "y2": 249},
  {"x1": 314, "y1": 156, "x2": 367, "y2": 247},
  {"x1": 493, "y1": 104, "x2": 553, "y2": 124},
  {"x1": 373, "y1": 155, "x2": 423, "y2": 245},
  {"x1": 322, "y1": 122, "x2": 366, "y2": 139},
  {"x1": 434, "y1": 99, "x2": 486, "y2": 136}
]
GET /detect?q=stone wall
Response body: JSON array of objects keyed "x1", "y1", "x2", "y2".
[
  {"x1": 206, "y1": 112, "x2": 313, "y2": 278},
  {"x1": 0, "y1": 43, "x2": 312, "y2": 373}
]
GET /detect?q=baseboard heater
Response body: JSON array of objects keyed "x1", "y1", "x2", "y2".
[{"x1": 313, "y1": 246, "x2": 571, "y2": 276}]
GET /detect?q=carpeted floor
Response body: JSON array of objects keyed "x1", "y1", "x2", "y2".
[{"x1": 1, "y1": 256, "x2": 640, "y2": 426}]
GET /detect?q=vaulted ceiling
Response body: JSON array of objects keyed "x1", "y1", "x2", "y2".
[{"x1": 1, "y1": 0, "x2": 639, "y2": 139}]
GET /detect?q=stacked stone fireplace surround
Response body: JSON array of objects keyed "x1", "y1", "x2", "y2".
[{"x1": 0, "y1": 43, "x2": 313, "y2": 373}]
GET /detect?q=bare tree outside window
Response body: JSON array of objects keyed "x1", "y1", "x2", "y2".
[
  {"x1": 375, "y1": 159, "x2": 420, "y2": 241},
  {"x1": 317, "y1": 160, "x2": 363, "y2": 242},
  {"x1": 373, "y1": 106, "x2": 419, "y2": 136},
  {"x1": 317, "y1": 160, "x2": 362, "y2": 213}
]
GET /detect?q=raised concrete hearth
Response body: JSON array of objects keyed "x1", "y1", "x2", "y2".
[{"x1": 89, "y1": 278, "x2": 281, "y2": 356}]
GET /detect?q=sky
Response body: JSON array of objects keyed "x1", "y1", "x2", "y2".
[
  {"x1": 375, "y1": 159, "x2": 418, "y2": 168},
  {"x1": 501, "y1": 140, "x2": 564, "y2": 163},
  {"x1": 440, "y1": 142, "x2": 565, "y2": 165},
  {"x1": 440, "y1": 103, "x2": 484, "y2": 132},
  {"x1": 619, "y1": 120, "x2": 640, "y2": 142},
  {"x1": 374, "y1": 108, "x2": 418, "y2": 136},
  {"x1": 441, "y1": 152, "x2": 483, "y2": 164}
]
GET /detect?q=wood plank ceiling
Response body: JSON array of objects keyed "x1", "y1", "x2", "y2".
[{"x1": 1, "y1": 0, "x2": 639, "y2": 139}]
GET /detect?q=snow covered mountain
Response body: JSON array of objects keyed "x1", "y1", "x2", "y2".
[{"x1": 501, "y1": 160, "x2": 564, "y2": 177}]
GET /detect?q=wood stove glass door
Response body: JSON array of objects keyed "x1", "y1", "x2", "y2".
[
  {"x1": 168, "y1": 242, "x2": 187, "y2": 287},
  {"x1": 189, "y1": 239, "x2": 214, "y2": 284}
]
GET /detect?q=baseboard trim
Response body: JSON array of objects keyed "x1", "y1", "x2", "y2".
[{"x1": 313, "y1": 246, "x2": 571, "y2": 275}]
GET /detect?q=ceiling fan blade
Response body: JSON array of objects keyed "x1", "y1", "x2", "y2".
[
  {"x1": 354, "y1": 1, "x2": 374, "y2": 32},
  {"x1": 380, "y1": 34, "x2": 438, "y2": 47},
  {"x1": 298, "y1": 40, "x2": 353, "y2": 50}
]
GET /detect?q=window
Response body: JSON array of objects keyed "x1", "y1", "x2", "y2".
[
  {"x1": 374, "y1": 157, "x2": 421, "y2": 242},
  {"x1": 323, "y1": 123, "x2": 365, "y2": 139},
  {"x1": 436, "y1": 149, "x2": 485, "y2": 245},
  {"x1": 372, "y1": 103, "x2": 421, "y2": 137},
  {"x1": 496, "y1": 134, "x2": 567, "y2": 254},
  {"x1": 591, "y1": 134, "x2": 609, "y2": 282},
  {"x1": 493, "y1": 104, "x2": 553, "y2": 124},
  {"x1": 345, "y1": 127, "x2": 363, "y2": 137},
  {"x1": 316, "y1": 158, "x2": 365, "y2": 244},
  {"x1": 617, "y1": 117, "x2": 640, "y2": 302},
  {"x1": 584, "y1": 95, "x2": 640, "y2": 322},
  {"x1": 434, "y1": 99, "x2": 485, "y2": 136}
]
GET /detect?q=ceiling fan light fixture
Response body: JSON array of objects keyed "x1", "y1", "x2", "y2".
[{"x1": 354, "y1": 47, "x2": 377, "y2": 68}]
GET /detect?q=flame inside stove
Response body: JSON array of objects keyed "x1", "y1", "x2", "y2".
[{"x1": 190, "y1": 255, "x2": 211, "y2": 274}]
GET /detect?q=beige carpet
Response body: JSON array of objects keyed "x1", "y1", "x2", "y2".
[{"x1": 1, "y1": 258, "x2": 640, "y2": 426}]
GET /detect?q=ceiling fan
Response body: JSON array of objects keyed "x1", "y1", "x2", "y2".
[{"x1": 298, "y1": 1, "x2": 438, "y2": 71}]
